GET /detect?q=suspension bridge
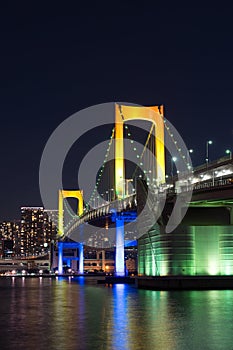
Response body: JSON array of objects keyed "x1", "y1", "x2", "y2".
[{"x1": 55, "y1": 104, "x2": 233, "y2": 277}]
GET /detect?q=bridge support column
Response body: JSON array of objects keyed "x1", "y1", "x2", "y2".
[
  {"x1": 79, "y1": 244, "x2": 84, "y2": 274},
  {"x1": 115, "y1": 217, "x2": 125, "y2": 276},
  {"x1": 229, "y1": 206, "x2": 233, "y2": 225},
  {"x1": 58, "y1": 242, "x2": 63, "y2": 274},
  {"x1": 102, "y1": 250, "x2": 105, "y2": 272}
]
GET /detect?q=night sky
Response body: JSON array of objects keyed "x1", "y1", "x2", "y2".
[{"x1": 1, "y1": 2, "x2": 233, "y2": 220}]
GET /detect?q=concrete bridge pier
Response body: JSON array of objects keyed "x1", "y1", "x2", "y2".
[
  {"x1": 58, "y1": 242, "x2": 63, "y2": 274},
  {"x1": 97, "y1": 250, "x2": 106, "y2": 271},
  {"x1": 78, "y1": 243, "x2": 84, "y2": 274},
  {"x1": 228, "y1": 206, "x2": 233, "y2": 225},
  {"x1": 57, "y1": 241, "x2": 84, "y2": 275},
  {"x1": 115, "y1": 217, "x2": 125, "y2": 276}
]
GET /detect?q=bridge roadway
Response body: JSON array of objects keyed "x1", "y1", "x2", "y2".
[{"x1": 64, "y1": 157, "x2": 233, "y2": 234}]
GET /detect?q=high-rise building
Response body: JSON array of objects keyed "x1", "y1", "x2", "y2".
[
  {"x1": 0, "y1": 221, "x2": 20, "y2": 257},
  {"x1": 45, "y1": 209, "x2": 58, "y2": 233},
  {"x1": 20, "y1": 207, "x2": 57, "y2": 257}
]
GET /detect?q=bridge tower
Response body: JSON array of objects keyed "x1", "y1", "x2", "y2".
[
  {"x1": 114, "y1": 103, "x2": 165, "y2": 198},
  {"x1": 58, "y1": 190, "x2": 84, "y2": 274},
  {"x1": 114, "y1": 104, "x2": 165, "y2": 276},
  {"x1": 58, "y1": 190, "x2": 84, "y2": 236}
]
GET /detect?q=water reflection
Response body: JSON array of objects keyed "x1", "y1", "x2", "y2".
[
  {"x1": 111, "y1": 284, "x2": 129, "y2": 349},
  {"x1": 0, "y1": 278, "x2": 233, "y2": 349}
]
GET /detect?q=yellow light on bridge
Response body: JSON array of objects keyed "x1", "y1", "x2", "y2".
[
  {"x1": 115, "y1": 104, "x2": 165, "y2": 198},
  {"x1": 58, "y1": 190, "x2": 84, "y2": 236}
]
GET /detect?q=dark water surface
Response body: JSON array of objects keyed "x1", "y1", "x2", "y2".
[{"x1": 0, "y1": 276, "x2": 233, "y2": 350}]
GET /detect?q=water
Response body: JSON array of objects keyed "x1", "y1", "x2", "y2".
[{"x1": 0, "y1": 277, "x2": 233, "y2": 350}]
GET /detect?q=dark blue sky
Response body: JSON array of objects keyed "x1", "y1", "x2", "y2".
[{"x1": 0, "y1": 2, "x2": 233, "y2": 220}]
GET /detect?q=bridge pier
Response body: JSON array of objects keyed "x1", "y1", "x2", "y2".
[
  {"x1": 57, "y1": 241, "x2": 84, "y2": 275},
  {"x1": 115, "y1": 217, "x2": 125, "y2": 276},
  {"x1": 229, "y1": 206, "x2": 233, "y2": 225},
  {"x1": 58, "y1": 242, "x2": 63, "y2": 274},
  {"x1": 97, "y1": 250, "x2": 106, "y2": 271},
  {"x1": 79, "y1": 243, "x2": 84, "y2": 274}
]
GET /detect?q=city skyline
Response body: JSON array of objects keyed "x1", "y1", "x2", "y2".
[
  {"x1": 0, "y1": 206, "x2": 57, "y2": 258},
  {"x1": 1, "y1": 2, "x2": 233, "y2": 220}
]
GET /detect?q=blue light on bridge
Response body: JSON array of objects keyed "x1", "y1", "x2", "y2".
[{"x1": 124, "y1": 240, "x2": 137, "y2": 247}]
